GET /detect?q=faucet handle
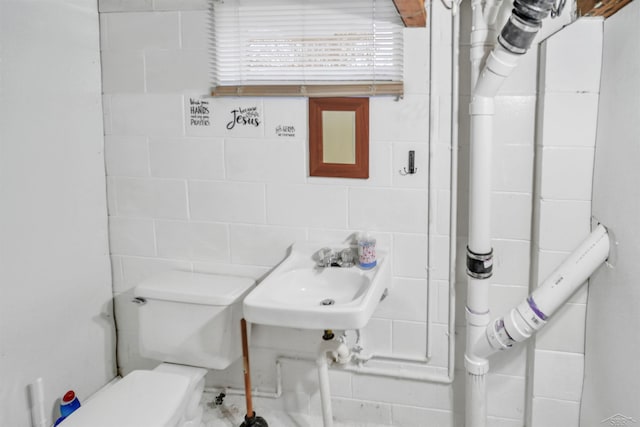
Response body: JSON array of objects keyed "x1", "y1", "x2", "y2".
[
  {"x1": 315, "y1": 247, "x2": 334, "y2": 267},
  {"x1": 338, "y1": 248, "x2": 355, "y2": 267},
  {"x1": 314, "y1": 247, "x2": 355, "y2": 268}
]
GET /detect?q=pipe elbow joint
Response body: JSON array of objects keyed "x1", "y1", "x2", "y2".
[
  {"x1": 333, "y1": 342, "x2": 352, "y2": 365},
  {"x1": 504, "y1": 299, "x2": 547, "y2": 342},
  {"x1": 473, "y1": 45, "x2": 520, "y2": 98},
  {"x1": 481, "y1": 298, "x2": 547, "y2": 357},
  {"x1": 484, "y1": 317, "x2": 516, "y2": 354},
  {"x1": 318, "y1": 339, "x2": 352, "y2": 365}
]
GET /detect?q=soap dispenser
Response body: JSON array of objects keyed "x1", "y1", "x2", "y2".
[{"x1": 357, "y1": 233, "x2": 377, "y2": 269}]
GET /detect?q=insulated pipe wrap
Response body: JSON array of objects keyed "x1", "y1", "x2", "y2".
[
  {"x1": 498, "y1": 0, "x2": 555, "y2": 54},
  {"x1": 498, "y1": 15, "x2": 540, "y2": 53},
  {"x1": 467, "y1": 248, "x2": 493, "y2": 279},
  {"x1": 513, "y1": 0, "x2": 556, "y2": 21}
]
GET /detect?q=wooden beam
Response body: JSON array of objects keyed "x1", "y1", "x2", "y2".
[
  {"x1": 578, "y1": 0, "x2": 634, "y2": 17},
  {"x1": 393, "y1": 0, "x2": 426, "y2": 27}
]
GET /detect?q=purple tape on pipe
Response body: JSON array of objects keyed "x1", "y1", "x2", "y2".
[{"x1": 527, "y1": 297, "x2": 547, "y2": 321}]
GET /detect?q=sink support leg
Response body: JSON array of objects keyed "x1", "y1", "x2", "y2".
[{"x1": 317, "y1": 331, "x2": 351, "y2": 427}]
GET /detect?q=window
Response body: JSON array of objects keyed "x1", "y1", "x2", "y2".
[{"x1": 211, "y1": 0, "x2": 404, "y2": 97}]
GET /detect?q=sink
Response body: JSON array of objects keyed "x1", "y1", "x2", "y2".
[{"x1": 243, "y1": 242, "x2": 390, "y2": 330}]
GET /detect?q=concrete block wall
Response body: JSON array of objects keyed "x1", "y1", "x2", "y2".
[
  {"x1": 529, "y1": 18, "x2": 604, "y2": 427},
  {"x1": 99, "y1": 0, "x2": 459, "y2": 425},
  {"x1": 99, "y1": 0, "x2": 601, "y2": 425}
]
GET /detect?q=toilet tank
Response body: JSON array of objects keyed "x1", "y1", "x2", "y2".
[{"x1": 134, "y1": 271, "x2": 255, "y2": 370}]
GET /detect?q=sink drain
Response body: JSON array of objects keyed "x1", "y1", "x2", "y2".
[{"x1": 320, "y1": 298, "x2": 335, "y2": 306}]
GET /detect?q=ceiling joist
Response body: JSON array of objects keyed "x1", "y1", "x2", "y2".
[
  {"x1": 393, "y1": 0, "x2": 426, "y2": 27},
  {"x1": 578, "y1": 0, "x2": 634, "y2": 16}
]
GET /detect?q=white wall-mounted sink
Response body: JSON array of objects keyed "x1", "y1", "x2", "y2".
[{"x1": 243, "y1": 242, "x2": 390, "y2": 330}]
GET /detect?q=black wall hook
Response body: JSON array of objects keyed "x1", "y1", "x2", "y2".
[{"x1": 400, "y1": 150, "x2": 418, "y2": 175}]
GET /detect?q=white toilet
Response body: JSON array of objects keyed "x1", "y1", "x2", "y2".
[{"x1": 60, "y1": 270, "x2": 255, "y2": 427}]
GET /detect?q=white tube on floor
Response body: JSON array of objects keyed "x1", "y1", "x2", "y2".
[{"x1": 30, "y1": 377, "x2": 48, "y2": 427}]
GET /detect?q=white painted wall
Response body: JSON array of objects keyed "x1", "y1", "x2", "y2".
[
  {"x1": 98, "y1": 0, "x2": 595, "y2": 426},
  {"x1": 100, "y1": 1, "x2": 457, "y2": 424},
  {"x1": 0, "y1": 1, "x2": 116, "y2": 426},
  {"x1": 0, "y1": 0, "x2": 614, "y2": 424},
  {"x1": 581, "y1": 1, "x2": 640, "y2": 425},
  {"x1": 528, "y1": 18, "x2": 603, "y2": 427}
]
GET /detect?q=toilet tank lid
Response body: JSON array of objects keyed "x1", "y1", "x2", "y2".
[
  {"x1": 135, "y1": 271, "x2": 255, "y2": 306},
  {"x1": 58, "y1": 371, "x2": 189, "y2": 427}
]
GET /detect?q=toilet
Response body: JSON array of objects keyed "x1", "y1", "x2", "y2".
[{"x1": 60, "y1": 270, "x2": 255, "y2": 427}]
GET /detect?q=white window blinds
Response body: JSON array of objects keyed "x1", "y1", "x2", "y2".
[{"x1": 211, "y1": 0, "x2": 404, "y2": 97}]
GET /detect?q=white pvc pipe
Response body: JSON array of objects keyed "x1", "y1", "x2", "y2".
[
  {"x1": 464, "y1": 2, "x2": 608, "y2": 425},
  {"x1": 531, "y1": 224, "x2": 609, "y2": 317},
  {"x1": 427, "y1": 0, "x2": 437, "y2": 363},
  {"x1": 466, "y1": 371, "x2": 487, "y2": 427},
  {"x1": 30, "y1": 377, "x2": 48, "y2": 427},
  {"x1": 482, "y1": 0, "x2": 504, "y2": 32},
  {"x1": 467, "y1": 46, "x2": 520, "y2": 255},
  {"x1": 464, "y1": 284, "x2": 491, "y2": 427},
  {"x1": 465, "y1": 90, "x2": 498, "y2": 417},
  {"x1": 447, "y1": 0, "x2": 460, "y2": 383},
  {"x1": 475, "y1": 225, "x2": 610, "y2": 357},
  {"x1": 378, "y1": 0, "x2": 459, "y2": 378},
  {"x1": 465, "y1": 4, "x2": 516, "y2": 427},
  {"x1": 317, "y1": 352, "x2": 334, "y2": 427},
  {"x1": 365, "y1": 0, "x2": 461, "y2": 383},
  {"x1": 205, "y1": 360, "x2": 283, "y2": 399},
  {"x1": 282, "y1": 352, "x2": 455, "y2": 385},
  {"x1": 474, "y1": 44, "x2": 520, "y2": 98},
  {"x1": 340, "y1": 359, "x2": 453, "y2": 383},
  {"x1": 469, "y1": 0, "x2": 490, "y2": 87},
  {"x1": 316, "y1": 338, "x2": 351, "y2": 427},
  {"x1": 342, "y1": 0, "x2": 461, "y2": 390},
  {"x1": 467, "y1": 98, "x2": 495, "y2": 256}
]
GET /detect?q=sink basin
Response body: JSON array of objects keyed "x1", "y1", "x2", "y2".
[{"x1": 243, "y1": 241, "x2": 390, "y2": 330}]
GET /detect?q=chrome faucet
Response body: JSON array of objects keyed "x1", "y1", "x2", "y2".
[{"x1": 316, "y1": 247, "x2": 356, "y2": 268}]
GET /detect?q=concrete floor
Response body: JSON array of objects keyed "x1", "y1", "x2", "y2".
[{"x1": 201, "y1": 390, "x2": 389, "y2": 427}]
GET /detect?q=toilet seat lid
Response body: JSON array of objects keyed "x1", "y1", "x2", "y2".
[{"x1": 59, "y1": 370, "x2": 190, "y2": 427}]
